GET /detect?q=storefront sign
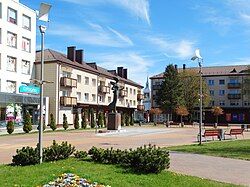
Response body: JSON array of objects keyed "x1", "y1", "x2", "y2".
[{"x1": 19, "y1": 85, "x2": 40, "y2": 95}]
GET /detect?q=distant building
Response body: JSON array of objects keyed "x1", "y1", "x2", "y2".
[
  {"x1": 0, "y1": 0, "x2": 38, "y2": 125},
  {"x1": 143, "y1": 76, "x2": 151, "y2": 111},
  {"x1": 150, "y1": 64, "x2": 250, "y2": 124}
]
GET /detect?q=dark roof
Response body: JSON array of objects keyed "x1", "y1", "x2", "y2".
[
  {"x1": 150, "y1": 65, "x2": 250, "y2": 79},
  {"x1": 35, "y1": 49, "x2": 143, "y2": 88}
]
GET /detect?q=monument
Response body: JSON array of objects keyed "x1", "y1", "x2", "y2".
[{"x1": 107, "y1": 77, "x2": 123, "y2": 130}]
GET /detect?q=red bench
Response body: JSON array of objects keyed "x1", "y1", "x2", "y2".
[
  {"x1": 198, "y1": 129, "x2": 221, "y2": 141},
  {"x1": 224, "y1": 128, "x2": 244, "y2": 139}
]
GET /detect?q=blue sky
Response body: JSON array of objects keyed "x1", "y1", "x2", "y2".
[{"x1": 22, "y1": 0, "x2": 250, "y2": 85}]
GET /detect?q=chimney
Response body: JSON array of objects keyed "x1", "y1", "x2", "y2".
[
  {"x1": 75, "y1": 49, "x2": 83, "y2": 64},
  {"x1": 108, "y1": 70, "x2": 117, "y2": 75},
  {"x1": 123, "y1": 68, "x2": 127, "y2": 79},
  {"x1": 117, "y1": 67, "x2": 123, "y2": 77},
  {"x1": 86, "y1": 62, "x2": 97, "y2": 70},
  {"x1": 174, "y1": 64, "x2": 178, "y2": 70},
  {"x1": 183, "y1": 64, "x2": 186, "y2": 70},
  {"x1": 67, "y1": 46, "x2": 76, "y2": 62}
]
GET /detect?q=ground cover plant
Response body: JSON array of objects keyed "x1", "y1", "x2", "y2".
[{"x1": 169, "y1": 139, "x2": 250, "y2": 160}]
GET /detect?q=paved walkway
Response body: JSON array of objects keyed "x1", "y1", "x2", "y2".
[{"x1": 170, "y1": 152, "x2": 250, "y2": 186}]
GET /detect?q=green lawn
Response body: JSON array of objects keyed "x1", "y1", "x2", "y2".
[
  {"x1": 169, "y1": 139, "x2": 250, "y2": 160},
  {"x1": 0, "y1": 158, "x2": 237, "y2": 187}
]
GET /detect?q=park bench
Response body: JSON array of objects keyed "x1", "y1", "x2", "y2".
[
  {"x1": 198, "y1": 129, "x2": 221, "y2": 142},
  {"x1": 224, "y1": 128, "x2": 244, "y2": 139}
]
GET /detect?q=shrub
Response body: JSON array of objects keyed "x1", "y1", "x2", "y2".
[
  {"x1": 7, "y1": 120, "x2": 14, "y2": 134},
  {"x1": 74, "y1": 150, "x2": 88, "y2": 159},
  {"x1": 74, "y1": 111, "x2": 80, "y2": 129},
  {"x1": 23, "y1": 111, "x2": 32, "y2": 133},
  {"x1": 90, "y1": 108, "x2": 96, "y2": 128},
  {"x1": 125, "y1": 114, "x2": 130, "y2": 126},
  {"x1": 37, "y1": 119, "x2": 46, "y2": 131},
  {"x1": 50, "y1": 113, "x2": 57, "y2": 131},
  {"x1": 63, "y1": 114, "x2": 68, "y2": 130},
  {"x1": 12, "y1": 146, "x2": 39, "y2": 166},
  {"x1": 121, "y1": 113, "x2": 125, "y2": 126},
  {"x1": 81, "y1": 114, "x2": 87, "y2": 129},
  {"x1": 130, "y1": 117, "x2": 134, "y2": 126},
  {"x1": 43, "y1": 140, "x2": 75, "y2": 162},
  {"x1": 98, "y1": 112, "x2": 104, "y2": 128}
]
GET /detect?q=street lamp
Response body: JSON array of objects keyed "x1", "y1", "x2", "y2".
[
  {"x1": 191, "y1": 49, "x2": 203, "y2": 145},
  {"x1": 37, "y1": 2, "x2": 52, "y2": 164}
]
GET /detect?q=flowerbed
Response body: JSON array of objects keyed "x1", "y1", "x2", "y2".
[{"x1": 43, "y1": 173, "x2": 110, "y2": 187}]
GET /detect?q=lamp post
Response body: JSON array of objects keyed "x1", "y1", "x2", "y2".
[
  {"x1": 37, "y1": 3, "x2": 52, "y2": 164},
  {"x1": 191, "y1": 49, "x2": 203, "y2": 145}
]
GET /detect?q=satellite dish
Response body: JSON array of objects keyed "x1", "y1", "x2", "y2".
[{"x1": 37, "y1": 3, "x2": 52, "y2": 22}]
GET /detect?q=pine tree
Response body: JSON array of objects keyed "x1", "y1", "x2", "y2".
[
  {"x1": 7, "y1": 120, "x2": 14, "y2": 134},
  {"x1": 63, "y1": 113, "x2": 68, "y2": 130},
  {"x1": 98, "y1": 112, "x2": 104, "y2": 128},
  {"x1": 23, "y1": 111, "x2": 32, "y2": 133},
  {"x1": 125, "y1": 114, "x2": 130, "y2": 126},
  {"x1": 50, "y1": 113, "x2": 57, "y2": 131},
  {"x1": 74, "y1": 111, "x2": 80, "y2": 129},
  {"x1": 90, "y1": 108, "x2": 96, "y2": 128},
  {"x1": 81, "y1": 109, "x2": 87, "y2": 129},
  {"x1": 121, "y1": 113, "x2": 125, "y2": 126}
]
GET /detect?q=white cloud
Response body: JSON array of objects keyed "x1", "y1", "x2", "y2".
[
  {"x1": 60, "y1": 0, "x2": 150, "y2": 25},
  {"x1": 147, "y1": 36, "x2": 195, "y2": 59},
  {"x1": 239, "y1": 13, "x2": 250, "y2": 23},
  {"x1": 49, "y1": 22, "x2": 133, "y2": 47}
]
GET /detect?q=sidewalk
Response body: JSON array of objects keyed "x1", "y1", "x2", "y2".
[{"x1": 170, "y1": 151, "x2": 250, "y2": 186}]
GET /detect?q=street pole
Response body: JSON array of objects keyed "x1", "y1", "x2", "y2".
[
  {"x1": 39, "y1": 25, "x2": 46, "y2": 164},
  {"x1": 199, "y1": 59, "x2": 203, "y2": 145}
]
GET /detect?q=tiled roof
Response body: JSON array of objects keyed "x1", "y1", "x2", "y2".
[
  {"x1": 150, "y1": 65, "x2": 250, "y2": 79},
  {"x1": 35, "y1": 49, "x2": 143, "y2": 88}
]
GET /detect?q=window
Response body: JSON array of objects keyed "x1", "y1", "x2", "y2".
[
  {"x1": 244, "y1": 101, "x2": 250, "y2": 106},
  {"x1": 229, "y1": 89, "x2": 240, "y2": 94},
  {"x1": 133, "y1": 100, "x2": 136, "y2": 106},
  {"x1": 219, "y1": 79, "x2": 225, "y2": 85},
  {"x1": 208, "y1": 80, "x2": 214, "y2": 86},
  {"x1": 6, "y1": 56, "x2": 16, "y2": 72},
  {"x1": 133, "y1": 89, "x2": 136, "y2": 95},
  {"x1": 77, "y1": 75, "x2": 81, "y2": 83},
  {"x1": 7, "y1": 32, "x2": 17, "y2": 48},
  {"x1": 0, "y1": 53, "x2": 1, "y2": 69},
  {"x1": 22, "y1": 15, "x2": 31, "y2": 30},
  {"x1": 85, "y1": 77, "x2": 89, "y2": 85},
  {"x1": 229, "y1": 78, "x2": 239, "y2": 84},
  {"x1": 84, "y1": 93, "x2": 89, "y2": 101},
  {"x1": 209, "y1": 90, "x2": 214, "y2": 96},
  {"x1": 77, "y1": 92, "x2": 81, "y2": 101},
  {"x1": 21, "y1": 60, "x2": 30, "y2": 74},
  {"x1": 22, "y1": 37, "x2": 31, "y2": 52},
  {"x1": 0, "y1": 28, "x2": 1, "y2": 44},
  {"x1": 108, "y1": 96, "x2": 111, "y2": 103},
  {"x1": 99, "y1": 95, "x2": 105, "y2": 103},
  {"x1": 62, "y1": 90, "x2": 70, "y2": 96},
  {"x1": 62, "y1": 71, "x2": 71, "y2": 78},
  {"x1": 219, "y1": 90, "x2": 225, "y2": 96},
  {"x1": 92, "y1": 94, "x2": 96, "y2": 102},
  {"x1": 6, "y1": 80, "x2": 16, "y2": 93},
  {"x1": 130, "y1": 100, "x2": 132, "y2": 106},
  {"x1": 219, "y1": 101, "x2": 225, "y2": 106},
  {"x1": 230, "y1": 101, "x2": 239, "y2": 106},
  {"x1": 126, "y1": 99, "x2": 128, "y2": 106},
  {"x1": 210, "y1": 100, "x2": 215, "y2": 106},
  {"x1": 8, "y1": 7, "x2": 17, "y2": 24},
  {"x1": 0, "y1": 3, "x2": 2, "y2": 19},
  {"x1": 92, "y1": 78, "x2": 96, "y2": 86},
  {"x1": 130, "y1": 88, "x2": 132, "y2": 94}
]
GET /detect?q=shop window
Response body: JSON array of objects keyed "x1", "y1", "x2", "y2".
[
  {"x1": 6, "y1": 56, "x2": 16, "y2": 72},
  {"x1": 7, "y1": 32, "x2": 17, "y2": 48},
  {"x1": 8, "y1": 7, "x2": 17, "y2": 24},
  {"x1": 21, "y1": 60, "x2": 30, "y2": 74},
  {"x1": 22, "y1": 37, "x2": 31, "y2": 52}
]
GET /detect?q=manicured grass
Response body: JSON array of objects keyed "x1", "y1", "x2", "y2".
[
  {"x1": 0, "y1": 158, "x2": 237, "y2": 187},
  {"x1": 169, "y1": 139, "x2": 250, "y2": 160}
]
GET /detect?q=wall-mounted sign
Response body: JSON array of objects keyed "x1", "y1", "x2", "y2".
[{"x1": 19, "y1": 85, "x2": 40, "y2": 95}]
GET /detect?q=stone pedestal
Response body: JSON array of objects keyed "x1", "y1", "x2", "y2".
[{"x1": 107, "y1": 113, "x2": 121, "y2": 130}]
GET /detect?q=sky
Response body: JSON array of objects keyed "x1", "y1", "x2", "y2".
[{"x1": 21, "y1": 0, "x2": 250, "y2": 86}]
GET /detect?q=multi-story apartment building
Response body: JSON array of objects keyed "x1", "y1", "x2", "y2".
[
  {"x1": 150, "y1": 64, "x2": 250, "y2": 124},
  {"x1": 0, "y1": 0, "x2": 37, "y2": 125},
  {"x1": 35, "y1": 46, "x2": 144, "y2": 125}
]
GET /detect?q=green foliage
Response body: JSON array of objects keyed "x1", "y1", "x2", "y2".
[
  {"x1": 74, "y1": 111, "x2": 80, "y2": 129},
  {"x1": 88, "y1": 144, "x2": 170, "y2": 174},
  {"x1": 63, "y1": 113, "x2": 68, "y2": 130},
  {"x1": 81, "y1": 111, "x2": 87, "y2": 129},
  {"x1": 156, "y1": 64, "x2": 183, "y2": 114},
  {"x1": 43, "y1": 140, "x2": 75, "y2": 162},
  {"x1": 23, "y1": 111, "x2": 32, "y2": 133},
  {"x1": 12, "y1": 146, "x2": 39, "y2": 166},
  {"x1": 125, "y1": 114, "x2": 130, "y2": 126},
  {"x1": 98, "y1": 112, "x2": 105, "y2": 128},
  {"x1": 121, "y1": 113, "x2": 125, "y2": 126},
  {"x1": 50, "y1": 113, "x2": 57, "y2": 131},
  {"x1": 90, "y1": 108, "x2": 96, "y2": 128},
  {"x1": 7, "y1": 120, "x2": 14, "y2": 134},
  {"x1": 130, "y1": 116, "x2": 134, "y2": 126},
  {"x1": 74, "y1": 150, "x2": 88, "y2": 159}
]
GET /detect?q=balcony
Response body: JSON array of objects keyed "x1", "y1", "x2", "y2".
[
  {"x1": 119, "y1": 90, "x2": 128, "y2": 97},
  {"x1": 137, "y1": 93, "x2": 144, "y2": 100},
  {"x1": 228, "y1": 93, "x2": 241, "y2": 100},
  {"x1": 228, "y1": 83, "x2": 241, "y2": 89},
  {"x1": 152, "y1": 85, "x2": 161, "y2": 90},
  {"x1": 98, "y1": 85, "x2": 110, "y2": 94},
  {"x1": 137, "y1": 104, "x2": 145, "y2": 111},
  {"x1": 60, "y1": 96, "x2": 77, "y2": 106},
  {"x1": 60, "y1": 77, "x2": 77, "y2": 88}
]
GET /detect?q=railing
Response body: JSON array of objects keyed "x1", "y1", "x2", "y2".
[
  {"x1": 228, "y1": 93, "x2": 241, "y2": 99},
  {"x1": 228, "y1": 83, "x2": 241, "y2": 89},
  {"x1": 137, "y1": 105, "x2": 145, "y2": 111},
  {"x1": 60, "y1": 96, "x2": 77, "y2": 106},
  {"x1": 60, "y1": 77, "x2": 77, "y2": 88},
  {"x1": 119, "y1": 90, "x2": 128, "y2": 97},
  {"x1": 137, "y1": 93, "x2": 144, "y2": 100},
  {"x1": 98, "y1": 85, "x2": 110, "y2": 94}
]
